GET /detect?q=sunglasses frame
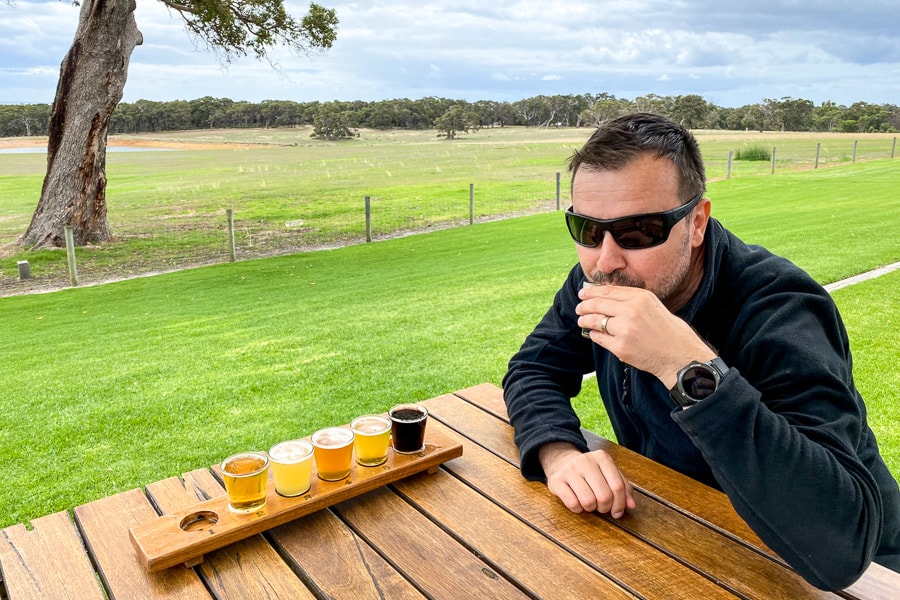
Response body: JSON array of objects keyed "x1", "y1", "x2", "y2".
[{"x1": 565, "y1": 192, "x2": 704, "y2": 249}]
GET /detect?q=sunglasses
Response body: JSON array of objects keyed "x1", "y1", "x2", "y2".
[{"x1": 565, "y1": 193, "x2": 703, "y2": 249}]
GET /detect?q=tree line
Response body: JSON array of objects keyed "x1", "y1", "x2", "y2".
[{"x1": 2, "y1": 93, "x2": 898, "y2": 139}]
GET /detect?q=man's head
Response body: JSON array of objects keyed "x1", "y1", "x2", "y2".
[
  {"x1": 566, "y1": 113, "x2": 710, "y2": 311},
  {"x1": 568, "y1": 112, "x2": 706, "y2": 203}
]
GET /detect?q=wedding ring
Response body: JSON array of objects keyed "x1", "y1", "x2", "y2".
[{"x1": 599, "y1": 315, "x2": 611, "y2": 335}]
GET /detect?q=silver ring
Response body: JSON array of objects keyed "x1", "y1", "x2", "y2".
[{"x1": 599, "y1": 315, "x2": 611, "y2": 335}]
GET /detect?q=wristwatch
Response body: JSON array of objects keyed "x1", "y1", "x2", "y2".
[{"x1": 669, "y1": 357, "x2": 730, "y2": 408}]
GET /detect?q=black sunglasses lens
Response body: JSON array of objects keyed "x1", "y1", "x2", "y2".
[
  {"x1": 566, "y1": 213, "x2": 598, "y2": 246},
  {"x1": 610, "y1": 216, "x2": 667, "y2": 248}
]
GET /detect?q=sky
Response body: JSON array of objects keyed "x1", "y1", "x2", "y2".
[{"x1": 0, "y1": 0, "x2": 898, "y2": 108}]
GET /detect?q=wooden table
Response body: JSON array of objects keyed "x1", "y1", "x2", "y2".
[{"x1": 2, "y1": 383, "x2": 899, "y2": 599}]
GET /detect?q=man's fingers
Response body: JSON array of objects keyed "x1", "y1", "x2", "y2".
[{"x1": 546, "y1": 451, "x2": 636, "y2": 517}]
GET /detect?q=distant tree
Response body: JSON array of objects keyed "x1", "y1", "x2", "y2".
[
  {"x1": 19, "y1": 0, "x2": 338, "y2": 250},
  {"x1": 811, "y1": 101, "x2": 845, "y2": 132},
  {"x1": 472, "y1": 100, "x2": 514, "y2": 128},
  {"x1": 739, "y1": 102, "x2": 779, "y2": 132},
  {"x1": 766, "y1": 97, "x2": 815, "y2": 131},
  {"x1": 434, "y1": 105, "x2": 480, "y2": 139},
  {"x1": 579, "y1": 94, "x2": 632, "y2": 127},
  {"x1": 670, "y1": 94, "x2": 711, "y2": 129},
  {"x1": 311, "y1": 102, "x2": 356, "y2": 140},
  {"x1": 633, "y1": 93, "x2": 670, "y2": 116}
]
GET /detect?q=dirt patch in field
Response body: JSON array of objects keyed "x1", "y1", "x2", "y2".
[{"x1": 0, "y1": 136, "x2": 270, "y2": 151}]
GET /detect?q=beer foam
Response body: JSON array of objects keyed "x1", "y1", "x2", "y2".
[
  {"x1": 312, "y1": 427, "x2": 353, "y2": 448},
  {"x1": 352, "y1": 416, "x2": 390, "y2": 435},
  {"x1": 269, "y1": 440, "x2": 312, "y2": 462}
]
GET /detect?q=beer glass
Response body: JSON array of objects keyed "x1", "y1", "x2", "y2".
[
  {"x1": 221, "y1": 451, "x2": 269, "y2": 513},
  {"x1": 350, "y1": 415, "x2": 392, "y2": 466},
  {"x1": 389, "y1": 404, "x2": 428, "y2": 454},
  {"x1": 311, "y1": 427, "x2": 355, "y2": 481},
  {"x1": 268, "y1": 439, "x2": 314, "y2": 497}
]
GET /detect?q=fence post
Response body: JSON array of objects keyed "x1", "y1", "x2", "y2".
[
  {"x1": 852, "y1": 140, "x2": 858, "y2": 163},
  {"x1": 815, "y1": 142, "x2": 821, "y2": 169},
  {"x1": 726, "y1": 150, "x2": 733, "y2": 179},
  {"x1": 226, "y1": 209, "x2": 236, "y2": 262},
  {"x1": 892, "y1": 137, "x2": 896, "y2": 159},
  {"x1": 556, "y1": 172, "x2": 561, "y2": 210},
  {"x1": 64, "y1": 225, "x2": 78, "y2": 287},
  {"x1": 365, "y1": 196, "x2": 372, "y2": 242},
  {"x1": 771, "y1": 147, "x2": 776, "y2": 174},
  {"x1": 469, "y1": 183, "x2": 474, "y2": 225}
]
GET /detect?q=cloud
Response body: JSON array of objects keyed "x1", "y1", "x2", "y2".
[{"x1": 0, "y1": 0, "x2": 898, "y2": 107}]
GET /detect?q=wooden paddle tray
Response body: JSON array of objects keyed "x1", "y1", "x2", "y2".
[{"x1": 129, "y1": 426, "x2": 463, "y2": 572}]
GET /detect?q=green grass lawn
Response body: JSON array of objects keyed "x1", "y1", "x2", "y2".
[{"x1": 0, "y1": 133, "x2": 897, "y2": 529}]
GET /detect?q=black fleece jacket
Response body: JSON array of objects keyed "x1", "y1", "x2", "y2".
[{"x1": 502, "y1": 218, "x2": 900, "y2": 590}]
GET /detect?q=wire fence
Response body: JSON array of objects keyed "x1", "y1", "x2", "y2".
[{"x1": 1, "y1": 178, "x2": 565, "y2": 294}]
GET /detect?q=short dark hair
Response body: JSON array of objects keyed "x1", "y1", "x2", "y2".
[{"x1": 568, "y1": 112, "x2": 706, "y2": 203}]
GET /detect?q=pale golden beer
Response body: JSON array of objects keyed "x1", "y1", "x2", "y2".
[
  {"x1": 268, "y1": 440, "x2": 314, "y2": 497},
  {"x1": 311, "y1": 427, "x2": 355, "y2": 481},
  {"x1": 350, "y1": 415, "x2": 392, "y2": 466},
  {"x1": 221, "y1": 452, "x2": 269, "y2": 513}
]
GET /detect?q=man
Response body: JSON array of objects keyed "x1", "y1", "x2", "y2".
[{"x1": 502, "y1": 112, "x2": 900, "y2": 590}]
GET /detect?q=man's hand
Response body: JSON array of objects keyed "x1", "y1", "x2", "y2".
[
  {"x1": 577, "y1": 284, "x2": 715, "y2": 389},
  {"x1": 539, "y1": 442, "x2": 636, "y2": 517}
]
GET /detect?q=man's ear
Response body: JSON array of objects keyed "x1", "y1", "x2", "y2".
[{"x1": 690, "y1": 197, "x2": 712, "y2": 248}]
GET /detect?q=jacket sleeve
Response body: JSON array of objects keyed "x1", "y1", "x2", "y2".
[
  {"x1": 672, "y1": 273, "x2": 891, "y2": 590},
  {"x1": 502, "y1": 265, "x2": 596, "y2": 481}
]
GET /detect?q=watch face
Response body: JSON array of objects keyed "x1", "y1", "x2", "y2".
[{"x1": 683, "y1": 364, "x2": 718, "y2": 400}]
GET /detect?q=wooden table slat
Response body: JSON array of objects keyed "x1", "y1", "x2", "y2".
[
  {"x1": 269, "y1": 508, "x2": 427, "y2": 599},
  {"x1": 393, "y1": 467, "x2": 635, "y2": 599},
  {"x1": 841, "y1": 563, "x2": 900, "y2": 600},
  {"x1": 0, "y1": 511, "x2": 104, "y2": 600},
  {"x1": 333, "y1": 485, "x2": 531, "y2": 599},
  {"x1": 72, "y1": 488, "x2": 211, "y2": 599}
]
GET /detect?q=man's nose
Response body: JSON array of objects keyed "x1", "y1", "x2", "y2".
[{"x1": 592, "y1": 232, "x2": 627, "y2": 274}]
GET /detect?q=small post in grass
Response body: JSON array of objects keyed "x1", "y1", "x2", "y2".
[
  {"x1": 64, "y1": 226, "x2": 78, "y2": 287},
  {"x1": 726, "y1": 150, "x2": 733, "y2": 179},
  {"x1": 815, "y1": 142, "x2": 821, "y2": 169},
  {"x1": 17, "y1": 260, "x2": 31, "y2": 280},
  {"x1": 365, "y1": 196, "x2": 372, "y2": 243},
  {"x1": 469, "y1": 183, "x2": 474, "y2": 225},
  {"x1": 852, "y1": 140, "x2": 858, "y2": 163},
  {"x1": 771, "y1": 147, "x2": 776, "y2": 174},
  {"x1": 226, "y1": 209, "x2": 236, "y2": 262},
  {"x1": 892, "y1": 137, "x2": 896, "y2": 159}
]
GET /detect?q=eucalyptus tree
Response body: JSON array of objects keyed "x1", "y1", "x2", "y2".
[
  {"x1": 19, "y1": 0, "x2": 338, "y2": 249},
  {"x1": 434, "y1": 105, "x2": 480, "y2": 139}
]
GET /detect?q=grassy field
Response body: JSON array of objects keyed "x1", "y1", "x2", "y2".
[
  {"x1": 0, "y1": 128, "x2": 898, "y2": 529},
  {"x1": 1, "y1": 126, "x2": 897, "y2": 295}
]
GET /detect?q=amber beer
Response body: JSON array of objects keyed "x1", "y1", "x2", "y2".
[
  {"x1": 268, "y1": 440, "x2": 314, "y2": 497},
  {"x1": 350, "y1": 415, "x2": 392, "y2": 466},
  {"x1": 389, "y1": 404, "x2": 428, "y2": 454},
  {"x1": 221, "y1": 452, "x2": 269, "y2": 513},
  {"x1": 311, "y1": 427, "x2": 355, "y2": 481}
]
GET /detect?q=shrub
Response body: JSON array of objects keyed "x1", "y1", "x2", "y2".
[{"x1": 734, "y1": 145, "x2": 771, "y2": 161}]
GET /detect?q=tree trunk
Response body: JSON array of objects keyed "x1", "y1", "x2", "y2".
[{"x1": 20, "y1": 0, "x2": 142, "y2": 249}]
